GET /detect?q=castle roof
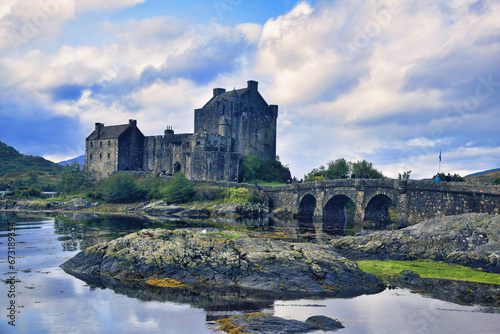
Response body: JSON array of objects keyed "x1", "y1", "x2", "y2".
[
  {"x1": 86, "y1": 124, "x2": 130, "y2": 140},
  {"x1": 202, "y1": 88, "x2": 249, "y2": 109}
]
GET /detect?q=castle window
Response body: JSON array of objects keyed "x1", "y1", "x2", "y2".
[
  {"x1": 99, "y1": 153, "x2": 102, "y2": 159},
  {"x1": 108, "y1": 141, "x2": 111, "y2": 146},
  {"x1": 90, "y1": 154, "x2": 93, "y2": 160},
  {"x1": 100, "y1": 141, "x2": 102, "y2": 147},
  {"x1": 90, "y1": 142, "x2": 93, "y2": 148},
  {"x1": 108, "y1": 153, "x2": 110, "y2": 159},
  {"x1": 254, "y1": 129, "x2": 258, "y2": 141}
]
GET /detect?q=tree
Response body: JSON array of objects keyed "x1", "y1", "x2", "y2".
[
  {"x1": 436, "y1": 173, "x2": 465, "y2": 182},
  {"x1": 56, "y1": 162, "x2": 95, "y2": 194},
  {"x1": 239, "y1": 155, "x2": 291, "y2": 183},
  {"x1": 161, "y1": 172, "x2": 195, "y2": 203},
  {"x1": 326, "y1": 158, "x2": 350, "y2": 179},
  {"x1": 304, "y1": 158, "x2": 384, "y2": 182},
  {"x1": 350, "y1": 160, "x2": 384, "y2": 179},
  {"x1": 102, "y1": 173, "x2": 146, "y2": 203}
]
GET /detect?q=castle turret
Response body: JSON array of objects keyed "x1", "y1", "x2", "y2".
[{"x1": 218, "y1": 116, "x2": 230, "y2": 137}]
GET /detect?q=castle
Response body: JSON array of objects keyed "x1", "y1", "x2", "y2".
[{"x1": 85, "y1": 80, "x2": 278, "y2": 181}]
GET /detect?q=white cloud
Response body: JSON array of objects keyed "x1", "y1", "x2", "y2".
[
  {"x1": 1, "y1": 0, "x2": 499, "y2": 178},
  {"x1": 75, "y1": 0, "x2": 145, "y2": 12}
]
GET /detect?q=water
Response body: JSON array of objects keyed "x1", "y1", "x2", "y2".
[{"x1": 1, "y1": 213, "x2": 499, "y2": 334}]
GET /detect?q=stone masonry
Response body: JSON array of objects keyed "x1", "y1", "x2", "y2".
[
  {"x1": 261, "y1": 179, "x2": 500, "y2": 232},
  {"x1": 85, "y1": 81, "x2": 278, "y2": 181}
]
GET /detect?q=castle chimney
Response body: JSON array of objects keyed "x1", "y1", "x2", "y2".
[
  {"x1": 129, "y1": 119, "x2": 137, "y2": 127},
  {"x1": 213, "y1": 88, "x2": 226, "y2": 97},
  {"x1": 164, "y1": 125, "x2": 174, "y2": 136},
  {"x1": 247, "y1": 80, "x2": 258, "y2": 92},
  {"x1": 95, "y1": 123, "x2": 104, "y2": 138}
]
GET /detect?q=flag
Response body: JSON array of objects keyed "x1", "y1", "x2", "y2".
[{"x1": 439, "y1": 149, "x2": 441, "y2": 162}]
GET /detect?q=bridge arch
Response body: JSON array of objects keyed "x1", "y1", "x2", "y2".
[
  {"x1": 363, "y1": 194, "x2": 394, "y2": 230},
  {"x1": 298, "y1": 194, "x2": 316, "y2": 218},
  {"x1": 322, "y1": 194, "x2": 355, "y2": 233}
]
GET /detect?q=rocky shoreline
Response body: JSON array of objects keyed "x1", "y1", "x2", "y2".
[
  {"x1": 331, "y1": 213, "x2": 500, "y2": 273},
  {"x1": 0, "y1": 198, "x2": 268, "y2": 218},
  {"x1": 60, "y1": 228, "x2": 384, "y2": 296}
]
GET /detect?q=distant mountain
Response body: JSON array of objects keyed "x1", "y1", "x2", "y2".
[
  {"x1": 0, "y1": 141, "x2": 65, "y2": 177},
  {"x1": 465, "y1": 168, "x2": 500, "y2": 183},
  {"x1": 58, "y1": 155, "x2": 85, "y2": 166},
  {"x1": 465, "y1": 168, "x2": 500, "y2": 177}
]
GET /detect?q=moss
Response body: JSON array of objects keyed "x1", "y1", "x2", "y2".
[
  {"x1": 216, "y1": 313, "x2": 271, "y2": 334},
  {"x1": 145, "y1": 277, "x2": 187, "y2": 288},
  {"x1": 356, "y1": 260, "x2": 500, "y2": 285}
]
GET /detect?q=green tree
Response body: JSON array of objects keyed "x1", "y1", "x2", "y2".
[
  {"x1": 326, "y1": 158, "x2": 350, "y2": 179},
  {"x1": 493, "y1": 178, "x2": 500, "y2": 185},
  {"x1": 102, "y1": 173, "x2": 146, "y2": 203},
  {"x1": 350, "y1": 160, "x2": 384, "y2": 179},
  {"x1": 305, "y1": 158, "x2": 384, "y2": 182},
  {"x1": 436, "y1": 173, "x2": 465, "y2": 182},
  {"x1": 56, "y1": 162, "x2": 95, "y2": 194},
  {"x1": 239, "y1": 155, "x2": 290, "y2": 183},
  {"x1": 161, "y1": 172, "x2": 195, "y2": 203}
]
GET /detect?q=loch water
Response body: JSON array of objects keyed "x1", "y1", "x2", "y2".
[{"x1": 1, "y1": 213, "x2": 500, "y2": 334}]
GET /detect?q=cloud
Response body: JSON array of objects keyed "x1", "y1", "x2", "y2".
[
  {"x1": 0, "y1": 0, "x2": 499, "y2": 178},
  {"x1": 250, "y1": 0, "x2": 500, "y2": 179},
  {"x1": 75, "y1": 0, "x2": 146, "y2": 12}
]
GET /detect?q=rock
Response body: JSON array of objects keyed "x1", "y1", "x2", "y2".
[
  {"x1": 0, "y1": 198, "x2": 98, "y2": 211},
  {"x1": 306, "y1": 315, "x2": 344, "y2": 330},
  {"x1": 393, "y1": 270, "x2": 426, "y2": 287},
  {"x1": 212, "y1": 202, "x2": 269, "y2": 217},
  {"x1": 61, "y1": 228, "x2": 384, "y2": 296},
  {"x1": 62, "y1": 198, "x2": 99, "y2": 210},
  {"x1": 386, "y1": 272, "x2": 500, "y2": 307},
  {"x1": 177, "y1": 207, "x2": 211, "y2": 217},
  {"x1": 135, "y1": 201, "x2": 185, "y2": 215},
  {"x1": 331, "y1": 213, "x2": 500, "y2": 273},
  {"x1": 216, "y1": 312, "x2": 343, "y2": 334}
]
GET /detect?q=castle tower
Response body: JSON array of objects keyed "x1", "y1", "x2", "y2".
[
  {"x1": 218, "y1": 116, "x2": 230, "y2": 137},
  {"x1": 193, "y1": 80, "x2": 278, "y2": 161}
]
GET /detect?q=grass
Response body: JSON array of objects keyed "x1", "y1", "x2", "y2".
[{"x1": 356, "y1": 259, "x2": 500, "y2": 285}]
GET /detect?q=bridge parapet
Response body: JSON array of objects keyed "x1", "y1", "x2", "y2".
[{"x1": 260, "y1": 179, "x2": 500, "y2": 231}]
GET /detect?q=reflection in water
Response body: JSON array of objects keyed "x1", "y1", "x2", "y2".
[{"x1": 2, "y1": 212, "x2": 500, "y2": 334}]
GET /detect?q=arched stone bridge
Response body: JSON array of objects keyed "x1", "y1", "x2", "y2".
[{"x1": 260, "y1": 179, "x2": 500, "y2": 232}]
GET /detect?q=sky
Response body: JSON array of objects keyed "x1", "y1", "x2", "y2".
[{"x1": 1, "y1": 0, "x2": 499, "y2": 180}]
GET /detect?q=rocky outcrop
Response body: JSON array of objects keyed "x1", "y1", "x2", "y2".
[
  {"x1": 331, "y1": 213, "x2": 500, "y2": 273},
  {"x1": 0, "y1": 198, "x2": 98, "y2": 211},
  {"x1": 216, "y1": 313, "x2": 344, "y2": 334},
  {"x1": 212, "y1": 202, "x2": 269, "y2": 217},
  {"x1": 61, "y1": 228, "x2": 384, "y2": 296},
  {"x1": 388, "y1": 270, "x2": 500, "y2": 307}
]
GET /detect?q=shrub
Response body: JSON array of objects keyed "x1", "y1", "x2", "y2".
[
  {"x1": 102, "y1": 173, "x2": 146, "y2": 203},
  {"x1": 194, "y1": 185, "x2": 225, "y2": 202},
  {"x1": 223, "y1": 187, "x2": 262, "y2": 204},
  {"x1": 239, "y1": 155, "x2": 290, "y2": 183},
  {"x1": 161, "y1": 172, "x2": 195, "y2": 204}
]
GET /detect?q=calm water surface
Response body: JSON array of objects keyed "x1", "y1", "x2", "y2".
[{"x1": 1, "y1": 213, "x2": 499, "y2": 334}]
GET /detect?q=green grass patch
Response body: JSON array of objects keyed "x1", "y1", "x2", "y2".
[
  {"x1": 256, "y1": 180, "x2": 286, "y2": 186},
  {"x1": 356, "y1": 259, "x2": 500, "y2": 285},
  {"x1": 207, "y1": 231, "x2": 244, "y2": 240}
]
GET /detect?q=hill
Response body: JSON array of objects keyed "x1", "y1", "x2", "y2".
[
  {"x1": 465, "y1": 168, "x2": 500, "y2": 177},
  {"x1": 0, "y1": 141, "x2": 65, "y2": 177},
  {"x1": 58, "y1": 155, "x2": 85, "y2": 166},
  {"x1": 464, "y1": 169, "x2": 500, "y2": 183}
]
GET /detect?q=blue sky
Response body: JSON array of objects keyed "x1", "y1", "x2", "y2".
[{"x1": 1, "y1": 0, "x2": 499, "y2": 179}]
